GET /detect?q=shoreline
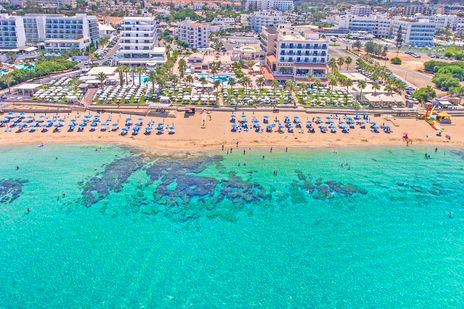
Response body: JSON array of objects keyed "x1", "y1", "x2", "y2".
[
  {"x1": 0, "y1": 134, "x2": 460, "y2": 156},
  {"x1": 0, "y1": 110, "x2": 463, "y2": 156}
]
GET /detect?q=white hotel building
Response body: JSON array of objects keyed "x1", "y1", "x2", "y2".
[
  {"x1": 337, "y1": 15, "x2": 436, "y2": 46},
  {"x1": 176, "y1": 19, "x2": 209, "y2": 49},
  {"x1": 248, "y1": 11, "x2": 288, "y2": 33},
  {"x1": 246, "y1": 0, "x2": 294, "y2": 11},
  {"x1": 0, "y1": 13, "x2": 99, "y2": 54},
  {"x1": 262, "y1": 26, "x2": 328, "y2": 82},
  {"x1": 116, "y1": 17, "x2": 166, "y2": 67}
]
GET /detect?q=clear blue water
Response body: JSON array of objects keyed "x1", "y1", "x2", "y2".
[
  {"x1": 1, "y1": 144, "x2": 464, "y2": 307},
  {"x1": 197, "y1": 73, "x2": 234, "y2": 85},
  {"x1": 14, "y1": 63, "x2": 35, "y2": 70}
]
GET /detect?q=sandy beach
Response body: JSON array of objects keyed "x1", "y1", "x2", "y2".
[{"x1": 0, "y1": 110, "x2": 463, "y2": 155}]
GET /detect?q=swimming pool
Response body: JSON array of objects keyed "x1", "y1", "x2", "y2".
[
  {"x1": 196, "y1": 73, "x2": 235, "y2": 85},
  {"x1": 14, "y1": 63, "x2": 35, "y2": 70},
  {"x1": 0, "y1": 69, "x2": 8, "y2": 75}
]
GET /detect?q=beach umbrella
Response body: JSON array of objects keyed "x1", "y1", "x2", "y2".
[
  {"x1": 112, "y1": 123, "x2": 118, "y2": 127},
  {"x1": 252, "y1": 119, "x2": 259, "y2": 123},
  {"x1": 90, "y1": 123, "x2": 98, "y2": 127},
  {"x1": 121, "y1": 127, "x2": 128, "y2": 131},
  {"x1": 278, "y1": 124, "x2": 284, "y2": 129},
  {"x1": 138, "y1": 117, "x2": 144, "y2": 121}
]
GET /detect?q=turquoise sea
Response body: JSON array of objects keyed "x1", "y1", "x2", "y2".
[{"x1": 1, "y1": 144, "x2": 464, "y2": 308}]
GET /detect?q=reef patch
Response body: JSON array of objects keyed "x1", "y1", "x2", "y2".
[
  {"x1": 81, "y1": 156, "x2": 145, "y2": 207},
  {"x1": 0, "y1": 178, "x2": 27, "y2": 203},
  {"x1": 292, "y1": 170, "x2": 367, "y2": 200},
  {"x1": 145, "y1": 156, "x2": 269, "y2": 222}
]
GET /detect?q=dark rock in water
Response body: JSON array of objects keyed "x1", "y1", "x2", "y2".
[
  {"x1": 410, "y1": 185, "x2": 423, "y2": 193},
  {"x1": 0, "y1": 178, "x2": 27, "y2": 203},
  {"x1": 145, "y1": 155, "x2": 268, "y2": 222},
  {"x1": 81, "y1": 156, "x2": 144, "y2": 207},
  {"x1": 450, "y1": 150, "x2": 464, "y2": 160},
  {"x1": 313, "y1": 184, "x2": 331, "y2": 200},
  {"x1": 295, "y1": 170, "x2": 307, "y2": 181}
]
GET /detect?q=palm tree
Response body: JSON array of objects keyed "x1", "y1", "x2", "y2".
[
  {"x1": 147, "y1": 70, "x2": 157, "y2": 93},
  {"x1": 337, "y1": 57, "x2": 345, "y2": 70},
  {"x1": 345, "y1": 56, "x2": 352, "y2": 70},
  {"x1": 131, "y1": 67, "x2": 136, "y2": 85},
  {"x1": 327, "y1": 73, "x2": 338, "y2": 91},
  {"x1": 372, "y1": 82, "x2": 381, "y2": 95},
  {"x1": 385, "y1": 83, "x2": 394, "y2": 95},
  {"x1": 228, "y1": 77, "x2": 236, "y2": 89},
  {"x1": 256, "y1": 76, "x2": 265, "y2": 90},
  {"x1": 344, "y1": 78, "x2": 353, "y2": 94},
  {"x1": 178, "y1": 58, "x2": 186, "y2": 78},
  {"x1": 240, "y1": 76, "x2": 251, "y2": 92},
  {"x1": 213, "y1": 79, "x2": 221, "y2": 102},
  {"x1": 271, "y1": 79, "x2": 279, "y2": 91},
  {"x1": 116, "y1": 66, "x2": 125, "y2": 86},
  {"x1": 97, "y1": 72, "x2": 106, "y2": 88},
  {"x1": 247, "y1": 60, "x2": 255, "y2": 69},
  {"x1": 284, "y1": 80, "x2": 297, "y2": 105},
  {"x1": 2, "y1": 74, "x2": 13, "y2": 93},
  {"x1": 451, "y1": 85, "x2": 464, "y2": 105},
  {"x1": 357, "y1": 80, "x2": 367, "y2": 99},
  {"x1": 199, "y1": 76, "x2": 207, "y2": 94},
  {"x1": 313, "y1": 78, "x2": 322, "y2": 91},
  {"x1": 121, "y1": 66, "x2": 129, "y2": 85},
  {"x1": 136, "y1": 67, "x2": 145, "y2": 85},
  {"x1": 328, "y1": 58, "x2": 338, "y2": 72},
  {"x1": 185, "y1": 75, "x2": 194, "y2": 88}
]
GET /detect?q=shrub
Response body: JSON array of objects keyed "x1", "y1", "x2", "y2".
[{"x1": 390, "y1": 57, "x2": 402, "y2": 65}]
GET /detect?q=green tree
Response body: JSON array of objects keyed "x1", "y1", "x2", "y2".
[
  {"x1": 256, "y1": 76, "x2": 265, "y2": 90},
  {"x1": 116, "y1": 66, "x2": 125, "y2": 86},
  {"x1": 2, "y1": 74, "x2": 13, "y2": 93},
  {"x1": 178, "y1": 58, "x2": 187, "y2": 78},
  {"x1": 450, "y1": 85, "x2": 464, "y2": 104},
  {"x1": 357, "y1": 80, "x2": 367, "y2": 99},
  {"x1": 328, "y1": 58, "x2": 338, "y2": 72},
  {"x1": 337, "y1": 57, "x2": 345, "y2": 70},
  {"x1": 372, "y1": 82, "x2": 381, "y2": 95},
  {"x1": 97, "y1": 72, "x2": 106, "y2": 88},
  {"x1": 412, "y1": 86, "x2": 436, "y2": 102},
  {"x1": 345, "y1": 56, "x2": 352, "y2": 70}
]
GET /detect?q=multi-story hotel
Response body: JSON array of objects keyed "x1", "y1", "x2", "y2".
[
  {"x1": 176, "y1": 19, "x2": 209, "y2": 49},
  {"x1": 248, "y1": 11, "x2": 287, "y2": 33},
  {"x1": 337, "y1": 15, "x2": 436, "y2": 46},
  {"x1": 10, "y1": 0, "x2": 76, "y2": 8},
  {"x1": 0, "y1": 14, "x2": 99, "y2": 53},
  {"x1": 246, "y1": 0, "x2": 294, "y2": 11},
  {"x1": 261, "y1": 26, "x2": 328, "y2": 83},
  {"x1": 116, "y1": 16, "x2": 166, "y2": 67},
  {"x1": 392, "y1": 19, "x2": 436, "y2": 47},
  {"x1": 350, "y1": 5, "x2": 372, "y2": 16},
  {"x1": 43, "y1": 14, "x2": 100, "y2": 54}
]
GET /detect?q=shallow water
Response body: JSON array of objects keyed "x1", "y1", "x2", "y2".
[{"x1": 0, "y1": 144, "x2": 464, "y2": 307}]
